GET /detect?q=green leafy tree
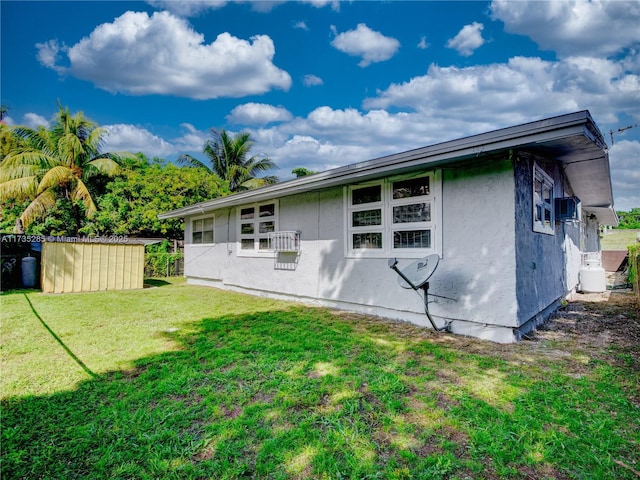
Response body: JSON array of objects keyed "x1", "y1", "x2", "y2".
[
  {"x1": 179, "y1": 129, "x2": 277, "y2": 192},
  {"x1": 0, "y1": 104, "x2": 127, "y2": 233},
  {"x1": 292, "y1": 167, "x2": 317, "y2": 177},
  {"x1": 83, "y1": 156, "x2": 229, "y2": 239},
  {"x1": 616, "y1": 208, "x2": 640, "y2": 229}
]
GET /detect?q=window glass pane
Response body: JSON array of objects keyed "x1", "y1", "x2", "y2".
[
  {"x1": 241, "y1": 207, "x2": 254, "y2": 220},
  {"x1": 393, "y1": 177, "x2": 430, "y2": 199},
  {"x1": 535, "y1": 204, "x2": 542, "y2": 223},
  {"x1": 259, "y1": 221, "x2": 275, "y2": 233},
  {"x1": 352, "y1": 209, "x2": 382, "y2": 227},
  {"x1": 353, "y1": 232, "x2": 382, "y2": 249},
  {"x1": 393, "y1": 203, "x2": 430, "y2": 223},
  {"x1": 534, "y1": 178, "x2": 542, "y2": 197},
  {"x1": 241, "y1": 223, "x2": 254, "y2": 234},
  {"x1": 193, "y1": 219, "x2": 203, "y2": 232},
  {"x1": 259, "y1": 204, "x2": 275, "y2": 217},
  {"x1": 259, "y1": 238, "x2": 271, "y2": 250},
  {"x1": 202, "y1": 231, "x2": 214, "y2": 243},
  {"x1": 193, "y1": 232, "x2": 203, "y2": 244},
  {"x1": 204, "y1": 218, "x2": 214, "y2": 230},
  {"x1": 394, "y1": 230, "x2": 431, "y2": 248},
  {"x1": 352, "y1": 185, "x2": 381, "y2": 205},
  {"x1": 241, "y1": 239, "x2": 254, "y2": 249}
]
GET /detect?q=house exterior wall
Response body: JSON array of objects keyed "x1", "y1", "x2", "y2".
[
  {"x1": 183, "y1": 159, "x2": 522, "y2": 342},
  {"x1": 513, "y1": 154, "x2": 596, "y2": 336}
]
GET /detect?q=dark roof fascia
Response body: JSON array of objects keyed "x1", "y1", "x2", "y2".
[{"x1": 159, "y1": 111, "x2": 601, "y2": 219}]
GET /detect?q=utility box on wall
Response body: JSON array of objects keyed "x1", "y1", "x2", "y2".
[{"x1": 41, "y1": 241, "x2": 144, "y2": 293}]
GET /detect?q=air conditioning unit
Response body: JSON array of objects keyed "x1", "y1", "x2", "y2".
[{"x1": 555, "y1": 197, "x2": 581, "y2": 221}]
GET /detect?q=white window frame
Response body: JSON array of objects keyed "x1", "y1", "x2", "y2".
[
  {"x1": 237, "y1": 200, "x2": 279, "y2": 256},
  {"x1": 345, "y1": 171, "x2": 441, "y2": 258},
  {"x1": 191, "y1": 215, "x2": 215, "y2": 245},
  {"x1": 533, "y1": 163, "x2": 555, "y2": 235}
]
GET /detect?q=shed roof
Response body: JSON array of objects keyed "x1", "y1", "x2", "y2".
[{"x1": 159, "y1": 110, "x2": 617, "y2": 225}]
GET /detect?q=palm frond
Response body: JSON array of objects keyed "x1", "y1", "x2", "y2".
[
  {"x1": 0, "y1": 176, "x2": 39, "y2": 201},
  {"x1": 19, "y1": 189, "x2": 57, "y2": 230},
  {"x1": 177, "y1": 154, "x2": 212, "y2": 173},
  {"x1": 71, "y1": 179, "x2": 97, "y2": 218},
  {"x1": 12, "y1": 125, "x2": 55, "y2": 154},
  {"x1": 85, "y1": 157, "x2": 121, "y2": 177},
  {"x1": 38, "y1": 165, "x2": 75, "y2": 194},
  {"x1": 1, "y1": 150, "x2": 57, "y2": 169},
  {"x1": 85, "y1": 127, "x2": 107, "y2": 154},
  {"x1": 57, "y1": 132, "x2": 84, "y2": 166},
  {"x1": 0, "y1": 163, "x2": 41, "y2": 182},
  {"x1": 247, "y1": 155, "x2": 277, "y2": 175}
]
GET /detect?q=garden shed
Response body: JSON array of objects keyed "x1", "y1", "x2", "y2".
[{"x1": 40, "y1": 237, "x2": 146, "y2": 293}]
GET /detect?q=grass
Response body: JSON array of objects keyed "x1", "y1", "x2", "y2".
[
  {"x1": 1, "y1": 281, "x2": 639, "y2": 479},
  {"x1": 600, "y1": 229, "x2": 640, "y2": 250}
]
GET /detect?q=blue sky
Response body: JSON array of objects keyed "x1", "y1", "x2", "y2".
[{"x1": 2, "y1": 0, "x2": 639, "y2": 210}]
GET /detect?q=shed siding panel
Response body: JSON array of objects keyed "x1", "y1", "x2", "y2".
[{"x1": 41, "y1": 243, "x2": 144, "y2": 293}]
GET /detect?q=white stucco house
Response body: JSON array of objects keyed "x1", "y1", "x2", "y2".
[{"x1": 159, "y1": 111, "x2": 618, "y2": 342}]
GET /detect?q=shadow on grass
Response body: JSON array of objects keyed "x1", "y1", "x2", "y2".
[
  {"x1": 144, "y1": 278, "x2": 173, "y2": 287},
  {"x1": 2, "y1": 306, "x2": 639, "y2": 479},
  {"x1": 22, "y1": 293, "x2": 96, "y2": 378}
]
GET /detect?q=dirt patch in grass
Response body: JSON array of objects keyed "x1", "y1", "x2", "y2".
[
  {"x1": 334, "y1": 289, "x2": 639, "y2": 364},
  {"x1": 531, "y1": 290, "x2": 640, "y2": 364}
]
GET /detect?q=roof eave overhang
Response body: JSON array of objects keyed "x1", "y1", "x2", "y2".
[{"x1": 159, "y1": 111, "x2": 617, "y2": 224}]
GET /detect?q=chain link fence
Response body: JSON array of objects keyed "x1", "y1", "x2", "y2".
[{"x1": 144, "y1": 252, "x2": 184, "y2": 278}]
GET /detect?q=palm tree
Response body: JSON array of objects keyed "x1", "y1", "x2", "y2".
[
  {"x1": 0, "y1": 104, "x2": 125, "y2": 232},
  {"x1": 179, "y1": 129, "x2": 277, "y2": 192}
]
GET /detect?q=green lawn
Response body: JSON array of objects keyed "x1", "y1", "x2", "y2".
[
  {"x1": 1, "y1": 281, "x2": 639, "y2": 479},
  {"x1": 601, "y1": 229, "x2": 640, "y2": 250}
]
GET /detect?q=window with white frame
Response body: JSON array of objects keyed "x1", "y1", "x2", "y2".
[
  {"x1": 533, "y1": 163, "x2": 554, "y2": 234},
  {"x1": 192, "y1": 216, "x2": 214, "y2": 244},
  {"x1": 346, "y1": 173, "x2": 439, "y2": 257},
  {"x1": 238, "y1": 201, "x2": 277, "y2": 253}
]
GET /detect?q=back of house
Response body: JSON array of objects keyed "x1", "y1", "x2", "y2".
[{"x1": 160, "y1": 111, "x2": 617, "y2": 343}]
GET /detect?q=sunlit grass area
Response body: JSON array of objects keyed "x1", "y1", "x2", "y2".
[
  {"x1": 601, "y1": 229, "x2": 640, "y2": 250},
  {"x1": 2, "y1": 282, "x2": 639, "y2": 479}
]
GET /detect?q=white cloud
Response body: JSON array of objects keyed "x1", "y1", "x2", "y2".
[
  {"x1": 417, "y1": 36, "x2": 429, "y2": 50},
  {"x1": 146, "y1": 0, "x2": 228, "y2": 16},
  {"x1": 227, "y1": 103, "x2": 293, "y2": 125},
  {"x1": 491, "y1": 0, "x2": 640, "y2": 57},
  {"x1": 147, "y1": 0, "x2": 338, "y2": 16},
  {"x1": 608, "y1": 139, "x2": 640, "y2": 211},
  {"x1": 173, "y1": 123, "x2": 208, "y2": 152},
  {"x1": 23, "y1": 113, "x2": 50, "y2": 128},
  {"x1": 35, "y1": 39, "x2": 66, "y2": 73},
  {"x1": 446, "y1": 22, "x2": 485, "y2": 57},
  {"x1": 363, "y1": 56, "x2": 640, "y2": 128},
  {"x1": 240, "y1": 107, "x2": 448, "y2": 178},
  {"x1": 330, "y1": 23, "x2": 400, "y2": 67},
  {"x1": 103, "y1": 124, "x2": 177, "y2": 156},
  {"x1": 303, "y1": 74, "x2": 324, "y2": 86},
  {"x1": 37, "y1": 11, "x2": 291, "y2": 99},
  {"x1": 301, "y1": 0, "x2": 340, "y2": 11},
  {"x1": 293, "y1": 20, "x2": 308, "y2": 30}
]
